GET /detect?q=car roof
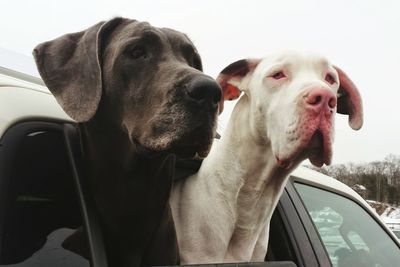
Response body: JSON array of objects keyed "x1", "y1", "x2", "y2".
[
  {"x1": 0, "y1": 66, "x2": 47, "y2": 92},
  {"x1": 0, "y1": 65, "x2": 72, "y2": 137},
  {"x1": 0, "y1": 47, "x2": 41, "y2": 79},
  {"x1": 291, "y1": 166, "x2": 366, "y2": 203}
]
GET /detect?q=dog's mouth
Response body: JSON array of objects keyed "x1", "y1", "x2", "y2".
[
  {"x1": 171, "y1": 127, "x2": 215, "y2": 159},
  {"x1": 306, "y1": 129, "x2": 332, "y2": 167},
  {"x1": 134, "y1": 125, "x2": 216, "y2": 159},
  {"x1": 276, "y1": 128, "x2": 333, "y2": 169},
  {"x1": 173, "y1": 141, "x2": 211, "y2": 159}
]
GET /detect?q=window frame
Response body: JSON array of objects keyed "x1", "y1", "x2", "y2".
[
  {"x1": 283, "y1": 181, "x2": 332, "y2": 267},
  {"x1": 63, "y1": 123, "x2": 108, "y2": 267}
]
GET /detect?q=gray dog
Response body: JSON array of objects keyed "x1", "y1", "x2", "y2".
[{"x1": 33, "y1": 17, "x2": 221, "y2": 266}]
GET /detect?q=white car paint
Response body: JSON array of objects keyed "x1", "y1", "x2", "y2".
[{"x1": 0, "y1": 66, "x2": 72, "y2": 137}]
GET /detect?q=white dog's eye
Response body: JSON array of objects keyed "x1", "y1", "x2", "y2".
[
  {"x1": 271, "y1": 71, "x2": 286, "y2": 79},
  {"x1": 325, "y1": 73, "x2": 336, "y2": 85}
]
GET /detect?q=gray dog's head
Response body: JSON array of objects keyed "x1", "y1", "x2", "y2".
[{"x1": 34, "y1": 17, "x2": 221, "y2": 158}]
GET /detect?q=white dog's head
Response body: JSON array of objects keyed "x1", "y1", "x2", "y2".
[{"x1": 217, "y1": 51, "x2": 363, "y2": 168}]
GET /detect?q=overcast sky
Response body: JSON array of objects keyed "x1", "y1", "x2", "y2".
[{"x1": 1, "y1": 0, "x2": 400, "y2": 164}]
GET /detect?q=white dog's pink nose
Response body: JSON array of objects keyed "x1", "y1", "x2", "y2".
[{"x1": 304, "y1": 88, "x2": 337, "y2": 111}]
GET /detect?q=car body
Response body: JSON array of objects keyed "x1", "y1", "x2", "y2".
[
  {"x1": 1, "y1": 55, "x2": 400, "y2": 267},
  {"x1": 395, "y1": 231, "x2": 400, "y2": 239},
  {"x1": 382, "y1": 217, "x2": 400, "y2": 239}
]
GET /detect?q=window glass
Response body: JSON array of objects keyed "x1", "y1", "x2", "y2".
[
  {"x1": 0, "y1": 128, "x2": 89, "y2": 266},
  {"x1": 295, "y1": 183, "x2": 400, "y2": 267},
  {"x1": 266, "y1": 204, "x2": 298, "y2": 264}
]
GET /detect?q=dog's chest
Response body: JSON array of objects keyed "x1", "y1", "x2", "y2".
[{"x1": 234, "y1": 184, "x2": 277, "y2": 231}]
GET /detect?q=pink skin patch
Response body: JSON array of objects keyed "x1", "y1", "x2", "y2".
[
  {"x1": 276, "y1": 88, "x2": 336, "y2": 168},
  {"x1": 217, "y1": 76, "x2": 242, "y2": 114},
  {"x1": 224, "y1": 84, "x2": 242, "y2": 101},
  {"x1": 276, "y1": 156, "x2": 293, "y2": 169},
  {"x1": 276, "y1": 113, "x2": 333, "y2": 168},
  {"x1": 217, "y1": 59, "x2": 261, "y2": 114}
]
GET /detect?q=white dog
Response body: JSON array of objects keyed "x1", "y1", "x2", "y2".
[{"x1": 170, "y1": 51, "x2": 363, "y2": 264}]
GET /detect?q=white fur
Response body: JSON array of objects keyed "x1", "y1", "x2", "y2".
[{"x1": 170, "y1": 51, "x2": 343, "y2": 264}]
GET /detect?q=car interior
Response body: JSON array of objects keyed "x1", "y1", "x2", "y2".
[{"x1": 0, "y1": 122, "x2": 89, "y2": 266}]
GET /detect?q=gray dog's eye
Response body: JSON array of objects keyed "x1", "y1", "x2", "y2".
[{"x1": 129, "y1": 46, "x2": 148, "y2": 59}]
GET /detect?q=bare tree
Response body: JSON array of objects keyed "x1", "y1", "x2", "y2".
[{"x1": 306, "y1": 154, "x2": 400, "y2": 205}]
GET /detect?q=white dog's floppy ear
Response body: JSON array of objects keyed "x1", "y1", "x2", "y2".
[
  {"x1": 334, "y1": 66, "x2": 363, "y2": 130},
  {"x1": 33, "y1": 17, "x2": 125, "y2": 122},
  {"x1": 216, "y1": 59, "x2": 261, "y2": 114}
]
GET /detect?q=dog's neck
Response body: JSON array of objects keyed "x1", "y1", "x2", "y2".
[
  {"x1": 77, "y1": 115, "x2": 176, "y2": 265},
  {"x1": 79, "y1": 115, "x2": 174, "y2": 196},
  {"x1": 79, "y1": 118, "x2": 134, "y2": 179},
  {"x1": 201, "y1": 95, "x2": 299, "y2": 220}
]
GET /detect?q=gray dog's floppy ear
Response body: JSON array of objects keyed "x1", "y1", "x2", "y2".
[
  {"x1": 334, "y1": 66, "x2": 363, "y2": 130},
  {"x1": 33, "y1": 17, "x2": 125, "y2": 122},
  {"x1": 216, "y1": 59, "x2": 261, "y2": 114}
]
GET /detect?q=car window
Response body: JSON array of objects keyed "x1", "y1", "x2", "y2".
[
  {"x1": 295, "y1": 183, "x2": 400, "y2": 267},
  {"x1": 0, "y1": 124, "x2": 89, "y2": 266},
  {"x1": 266, "y1": 202, "x2": 299, "y2": 264}
]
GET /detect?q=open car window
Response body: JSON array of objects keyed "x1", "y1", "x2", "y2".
[
  {"x1": 295, "y1": 182, "x2": 400, "y2": 267},
  {"x1": 0, "y1": 122, "x2": 89, "y2": 266}
]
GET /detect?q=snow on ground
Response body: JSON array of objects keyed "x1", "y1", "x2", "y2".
[{"x1": 367, "y1": 200, "x2": 400, "y2": 235}]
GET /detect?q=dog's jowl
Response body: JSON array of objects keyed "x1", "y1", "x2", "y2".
[{"x1": 34, "y1": 17, "x2": 221, "y2": 266}]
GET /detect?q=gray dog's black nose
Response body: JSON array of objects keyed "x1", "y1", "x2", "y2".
[{"x1": 186, "y1": 78, "x2": 222, "y2": 104}]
